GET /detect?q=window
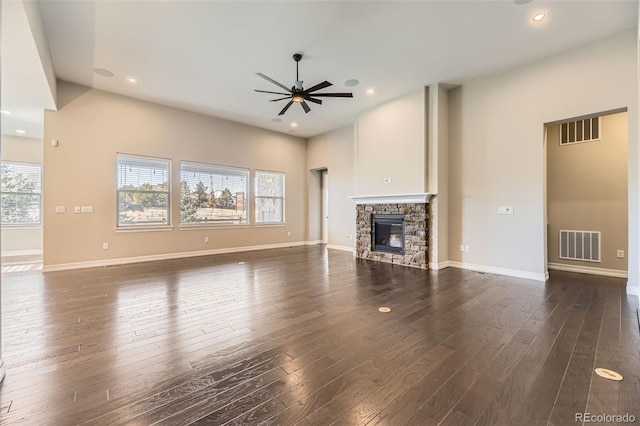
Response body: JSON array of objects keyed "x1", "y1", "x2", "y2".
[
  {"x1": 560, "y1": 117, "x2": 600, "y2": 145},
  {"x1": 117, "y1": 154, "x2": 170, "y2": 227},
  {"x1": 180, "y1": 162, "x2": 248, "y2": 225},
  {"x1": 1, "y1": 162, "x2": 42, "y2": 226},
  {"x1": 255, "y1": 170, "x2": 285, "y2": 223}
]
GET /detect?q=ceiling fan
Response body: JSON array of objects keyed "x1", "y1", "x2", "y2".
[{"x1": 255, "y1": 53, "x2": 353, "y2": 116}]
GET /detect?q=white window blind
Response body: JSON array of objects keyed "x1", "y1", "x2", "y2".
[
  {"x1": 180, "y1": 162, "x2": 248, "y2": 225},
  {"x1": 117, "y1": 154, "x2": 171, "y2": 227},
  {"x1": 255, "y1": 170, "x2": 285, "y2": 224},
  {"x1": 1, "y1": 162, "x2": 42, "y2": 226}
]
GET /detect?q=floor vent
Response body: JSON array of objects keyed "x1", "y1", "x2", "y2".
[{"x1": 559, "y1": 230, "x2": 600, "y2": 262}]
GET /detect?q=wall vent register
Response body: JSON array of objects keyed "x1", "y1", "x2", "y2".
[
  {"x1": 559, "y1": 117, "x2": 600, "y2": 145},
  {"x1": 559, "y1": 230, "x2": 600, "y2": 262}
]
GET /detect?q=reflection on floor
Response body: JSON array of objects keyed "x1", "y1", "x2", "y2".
[{"x1": 1, "y1": 254, "x2": 43, "y2": 274}]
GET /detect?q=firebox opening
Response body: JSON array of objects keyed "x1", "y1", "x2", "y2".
[{"x1": 372, "y1": 214, "x2": 405, "y2": 255}]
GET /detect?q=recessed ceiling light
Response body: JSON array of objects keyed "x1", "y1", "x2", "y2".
[
  {"x1": 125, "y1": 77, "x2": 138, "y2": 84},
  {"x1": 16, "y1": 129, "x2": 26, "y2": 134},
  {"x1": 345, "y1": 79, "x2": 360, "y2": 87},
  {"x1": 0, "y1": 110, "x2": 12, "y2": 115},
  {"x1": 366, "y1": 88, "x2": 376, "y2": 95},
  {"x1": 532, "y1": 13, "x2": 546, "y2": 22},
  {"x1": 290, "y1": 122, "x2": 298, "y2": 128},
  {"x1": 272, "y1": 118, "x2": 282, "y2": 122},
  {"x1": 94, "y1": 68, "x2": 114, "y2": 77}
]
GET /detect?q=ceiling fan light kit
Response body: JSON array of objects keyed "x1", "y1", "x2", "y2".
[{"x1": 255, "y1": 53, "x2": 353, "y2": 116}]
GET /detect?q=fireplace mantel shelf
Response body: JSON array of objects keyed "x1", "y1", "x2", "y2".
[{"x1": 348, "y1": 193, "x2": 435, "y2": 204}]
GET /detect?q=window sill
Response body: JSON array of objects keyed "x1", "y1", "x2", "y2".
[
  {"x1": 2, "y1": 225, "x2": 43, "y2": 230},
  {"x1": 255, "y1": 222, "x2": 286, "y2": 227},
  {"x1": 115, "y1": 226, "x2": 174, "y2": 233},
  {"x1": 179, "y1": 224, "x2": 250, "y2": 230}
]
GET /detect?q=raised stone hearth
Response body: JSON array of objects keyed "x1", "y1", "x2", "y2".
[{"x1": 352, "y1": 194, "x2": 431, "y2": 269}]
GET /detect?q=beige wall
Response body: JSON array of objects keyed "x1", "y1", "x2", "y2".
[
  {"x1": 307, "y1": 125, "x2": 355, "y2": 249},
  {"x1": 448, "y1": 29, "x2": 637, "y2": 279},
  {"x1": 427, "y1": 84, "x2": 449, "y2": 267},
  {"x1": 547, "y1": 112, "x2": 628, "y2": 271},
  {"x1": 2, "y1": 135, "x2": 43, "y2": 163},
  {"x1": 43, "y1": 81, "x2": 307, "y2": 268},
  {"x1": 1, "y1": 135, "x2": 43, "y2": 254},
  {"x1": 354, "y1": 88, "x2": 426, "y2": 196}
]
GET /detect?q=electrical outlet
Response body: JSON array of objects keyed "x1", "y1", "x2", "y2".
[
  {"x1": 81, "y1": 206, "x2": 93, "y2": 214},
  {"x1": 287, "y1": 231, "x2": 291, "y2": 237},
  {"x1": 460, "y1": 245, "x2": 464, "y2": 252},
  {"x1": 204, "y1": 236, "x2": 209, "y2": 243},
  {"x1": 346, "y1": 234, "x2": 352, "y2": 240},
  {"x1": 102, "y1": 243, "x2": 109, "y2": 250},
  {"x1": 55, "y1": 206, "x2": 66, "y2": 214},
  {"x1": 464, "y1": 245, "x2": 470, "y2": 253},
  {"x1": 617, "y1": 250, "x2": 625, "y2": 258}
]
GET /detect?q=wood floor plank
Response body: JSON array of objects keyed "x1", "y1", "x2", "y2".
[
  {"x1": 0, "y1": 248, "x2": 636, "y2": 426},
  {"x1": 547, "y1": 288, "x2": 605, "y2": 426},
  {"x1": 474, "y1": 284, "x2": 585, "y2": 426},
  {"x1": 510, "y1": 291, "x2": 592, "y2": 425}
]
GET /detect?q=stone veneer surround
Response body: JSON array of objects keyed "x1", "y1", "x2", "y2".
[{"x1": 355, "y1": 203, "x2": 429, "y2": 269}]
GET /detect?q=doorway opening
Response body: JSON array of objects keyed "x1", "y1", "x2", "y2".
[
  {"x1": 321, "y1": 170, "x2": 328, "y2": 244},
  {"x1": 544, "y1": 109, "x2": 628, "y2": 279}
]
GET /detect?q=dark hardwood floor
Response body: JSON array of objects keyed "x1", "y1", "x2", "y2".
[{"x1": 0, "y1": 246, "x2": 638, "y2": 425}]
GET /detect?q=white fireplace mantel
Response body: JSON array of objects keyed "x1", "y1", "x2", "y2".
[{"x1": 348, "y1": 193, "x2": 435, "y2": 204}]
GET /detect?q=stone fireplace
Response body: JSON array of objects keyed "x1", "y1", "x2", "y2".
[{"x1": 350, "y1": 194, "x2": 431, "y2": 269}]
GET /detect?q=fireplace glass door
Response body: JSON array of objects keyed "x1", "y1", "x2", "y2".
[{"x1": 372, "y1": 214, "x2": 405, "y2": 254}]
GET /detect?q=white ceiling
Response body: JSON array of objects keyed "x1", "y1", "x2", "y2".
[
  {"x1": 9, "y1": 0, "x2": 640, "y2": 139},
  {"x1": 1, "y1": 1, "x2": 56, "y2": 140}
]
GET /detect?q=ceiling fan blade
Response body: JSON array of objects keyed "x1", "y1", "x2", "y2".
[
  {"x1": 311, "y1": 93, "x2": 353, "y2": 98},
  {"x1": 255, "y1": 89, "x2": 291, "y2": 96},
  {"x1": 304, "y1": 96, "x2": 323, "y2": 105},
  {"x1": 256, "y1": 73, "x2": 292, "y2": 93},
  {"x1": 301, "y1": 100, "x2": 311, "y2": 113},
  {"x1": 278, "y1": 100, "x2": 294, "y2": 116},
  {"x1": 304, "y1": 81, "x2": 332, "y2": 93},
  {"x1": 270, "y1": 97, "x2": 292, "y2": 102}
]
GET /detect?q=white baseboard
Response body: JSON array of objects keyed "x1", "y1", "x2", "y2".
[
  {"x1": 43, "y1": 241, "x2": 310, "y2": 272},
  {"x1": 327, "y1": 244, "x2": 354, "y2": 252},
  {"x1": 306, "y1": 240, "x2": 323, "y2": 246},
  {"x1": 1, "y1": 249, "x2": 43, "y2": 257},
  {"x1": 429, "y1": 261, "x2": 452, "y2": 270},
  {"x1": 548, "y1": 262, "x2": 628, "y2": 279},
  {"x1": 446, "y1": 261, "x2": 547, "y2": 282}
]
